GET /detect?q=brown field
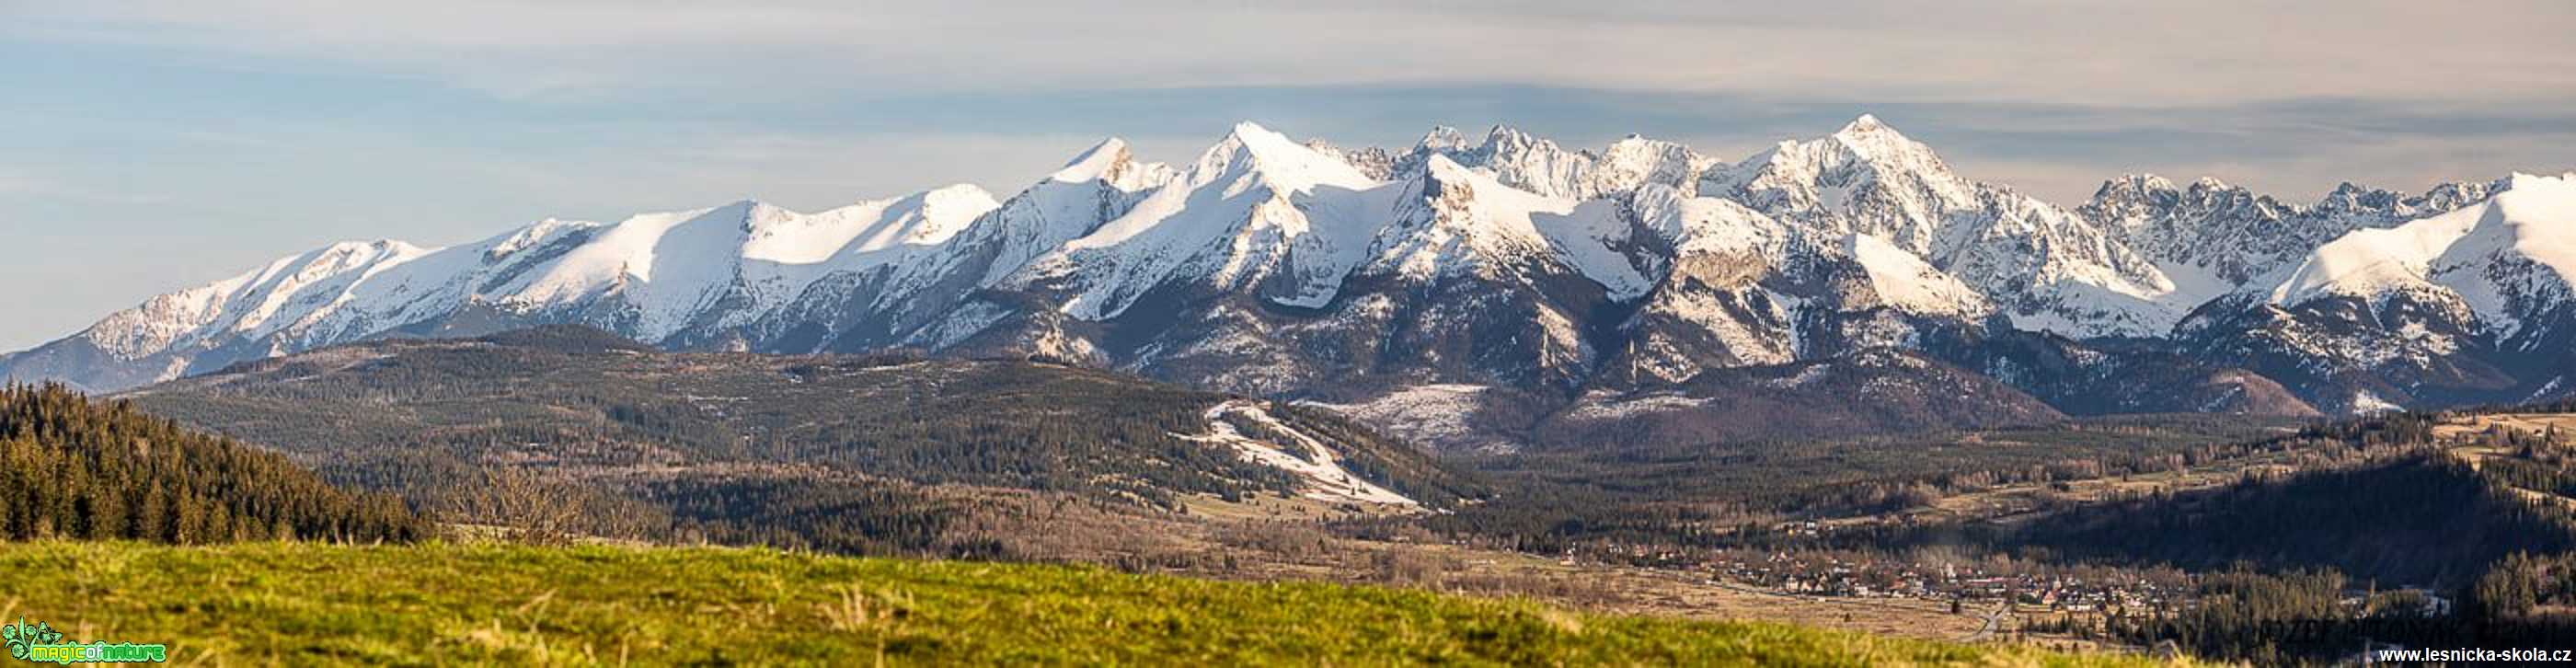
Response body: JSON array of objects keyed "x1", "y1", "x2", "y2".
[
  {"x1": 2434, "y1": 413, "x2": 2576, "y2": 512},
  {"x1": 2433, "y1": 412, "x2": 2576, "y2": 443},
  {"x1": 944, "y1": 489, "x2": 2076, "y2": 646},
  {"x1": 1094, "y1": 491, "x2": 2099, "y2": 648}
]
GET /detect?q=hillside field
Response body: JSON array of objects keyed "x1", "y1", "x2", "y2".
[{"x1": 0, "y1": 541, "x2": 2170, "y2": 666}]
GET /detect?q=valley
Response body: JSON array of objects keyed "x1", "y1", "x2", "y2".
[
  {"x1": 72, "y1": 326, "x2": 2576, "y2": 662},
  {"x1": 11, "y1": 320, "x2": 2576, "y2": 663},
  {"x1": 61, "y1": 328, "x2": 2178, "y2": 644}
]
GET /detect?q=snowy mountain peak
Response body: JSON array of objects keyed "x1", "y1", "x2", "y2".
[
  {"x1": 919, "y1": 182, "x2": 1003, "y2": 208},
  {"x1": 1403, "y1": 154, "x2": 1538, "y2": 234},
  {"x1": 2089, "y1": 173, "x2": 2266, "y2": 212},
  {"x1": 2494, "y1": 174, "x2": 2576, "y2": 226},
  {"x1": 2268, "y1": 173, "x2": 2576, "y2": 339},
  {"x1": 1036, "y1": 122, "x2": 1395, "y2": 319},
  {"x1": 888, "y1": 184, "x2": 1005, "y2": 244},
  {"x1": 2082, "y1": 169, "x2": 2522, "y2": 294},
  {"x1": 2312, "y1": 181, "x2": 2405, "y2": 217},
  {"x1": 1415, "y1": 126, "x2": 1469, "y2": 152},
  {"x1": 1839, "y1": 113, "x2": 1888, "y2": 134},
  {"x1": 737, "y1": 186, "x2": 999, "y2": 265},
  {"x1": 1605, "y1": 133, "x2": 1678, "y2": 150},
  {"x1": 1712, "y1": 114, "x2": 1960, "y2": 197},
  {"x1": 1593, "y1": 134, "x2": 1709, "y2": 197},
  {"x1": 1195, "y1": 121, "x2": 1379, "y2": 194},
  {"x1": 2092, "y1": 174, "x2": 2179, "y2": 201},
  {"x1": 1050, "y1": 137, "x2": 1133, "y2": 182},
  {"x1": 1377, "y1": 152, "x2": 1650, "y2": 299},
  {"x1": 734, "y1": 199, "x2": 811, "y2": 231},
  {"x1": 1419, "y1": 152, "x2": 1477, "y2": 181},
  {"x1": 1702, "y1": 114, "x2": 1975, "y2": 240},
  {"x1": 1702, "y1": 115, "x2": 2178, "y2": 339},
  {"x1": 1824, "y1": 114, "x2": 1944, "y2": 168},
  {"x1": 1397, "y1": 123, "x2": 1654, "y2": 201},
  {"x1": 1480, "y1": 123, "x2": 1532, "y2": 142}
]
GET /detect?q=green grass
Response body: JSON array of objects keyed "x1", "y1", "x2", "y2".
[{"x1": 0, "y1": 541, "x2": 2166, "y2": 666}]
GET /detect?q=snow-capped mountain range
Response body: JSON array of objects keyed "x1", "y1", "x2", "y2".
[{"x1": 8, "y1": 117, "x2": 2573, "y2": 449}]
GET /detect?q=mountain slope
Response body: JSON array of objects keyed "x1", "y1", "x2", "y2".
[
  {"x1": 123, "y1": 326, "x2": 1484, "y2": 514},
  {"x1": 1540, "y1": 349, "x2": 2064, "y2": 448}
]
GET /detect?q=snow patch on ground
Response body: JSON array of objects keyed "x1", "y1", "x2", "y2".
[
  {"x1": 1765, "y1": 363, "x2": 1832, "y2": 388},
  {"x1": 1179, "y1": 400, "x2": 1417, "y2": 506},
  {"x1": 1561, "y1": 392, "x2": 1709, "y2": 422},
  {"x1": 1299, "y1": 384, "x2": 1493, "y2": 453},
  {"x1": 2351, "y1": 390, "x2": 2402, "y2": 415},
  {"x1": 2525, "y1": 375, "x2": 2568, "y2": 403},
  {"x1": 1841, "y1": 233, "x2": 1992, "y2": 317}
]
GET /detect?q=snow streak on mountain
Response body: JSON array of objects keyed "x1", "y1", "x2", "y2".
[{"x1": 8, "y1": 118, "x2": 2573, "y2": 446}]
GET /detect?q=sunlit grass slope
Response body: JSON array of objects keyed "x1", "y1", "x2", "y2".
[{"x1": 0, "y1": 541, "x2": 2171, "y2": 666}]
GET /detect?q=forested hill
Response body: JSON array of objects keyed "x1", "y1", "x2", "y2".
[
  {"x1": 121, "y1": 326, "x2": 1485, "y2": 550},
  {"x1": 1990, "y1": 409, "x2": 2576, "y2": 588},
  {"x1": 2006, "y1": 453, "x2": 2576, "y2": 587},
  {"x1": 0, "y1": 384, "x2": 426, "y2": 543}
]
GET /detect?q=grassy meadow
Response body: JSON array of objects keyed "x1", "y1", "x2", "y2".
[{"x1": 0, "y1": 541, "x2": 2181, "y2": 666}]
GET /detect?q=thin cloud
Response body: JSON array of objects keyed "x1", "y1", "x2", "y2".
[{"x1": 12, "y1": 1, "x2": 2573, "y2": 105}]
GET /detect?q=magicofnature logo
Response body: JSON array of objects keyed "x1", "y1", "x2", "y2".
[{"x1": 2, "y1": 618, "x2": 165, "y2": 664}]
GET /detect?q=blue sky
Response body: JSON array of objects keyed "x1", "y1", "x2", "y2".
[{"x1": 4, "y1": 1, "x2": 2573, "y2": 351}]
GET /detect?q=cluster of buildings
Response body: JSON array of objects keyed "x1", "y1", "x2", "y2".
[{"x1": 1708, "y1": 552, "x2": 2190, "y2": 615}]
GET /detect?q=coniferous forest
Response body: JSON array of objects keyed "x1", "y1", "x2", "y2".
[
  {"x1": 0, "y1": 384, "x2": 426, "y2": 544},
  {"x1": 119, "y1": 328, "x2": 1489, "y2": 558}
]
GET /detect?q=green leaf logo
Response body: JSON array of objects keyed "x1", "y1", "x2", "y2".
[{"x1": 2, "y1": 617, "x2": 63, "y2": 661}]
